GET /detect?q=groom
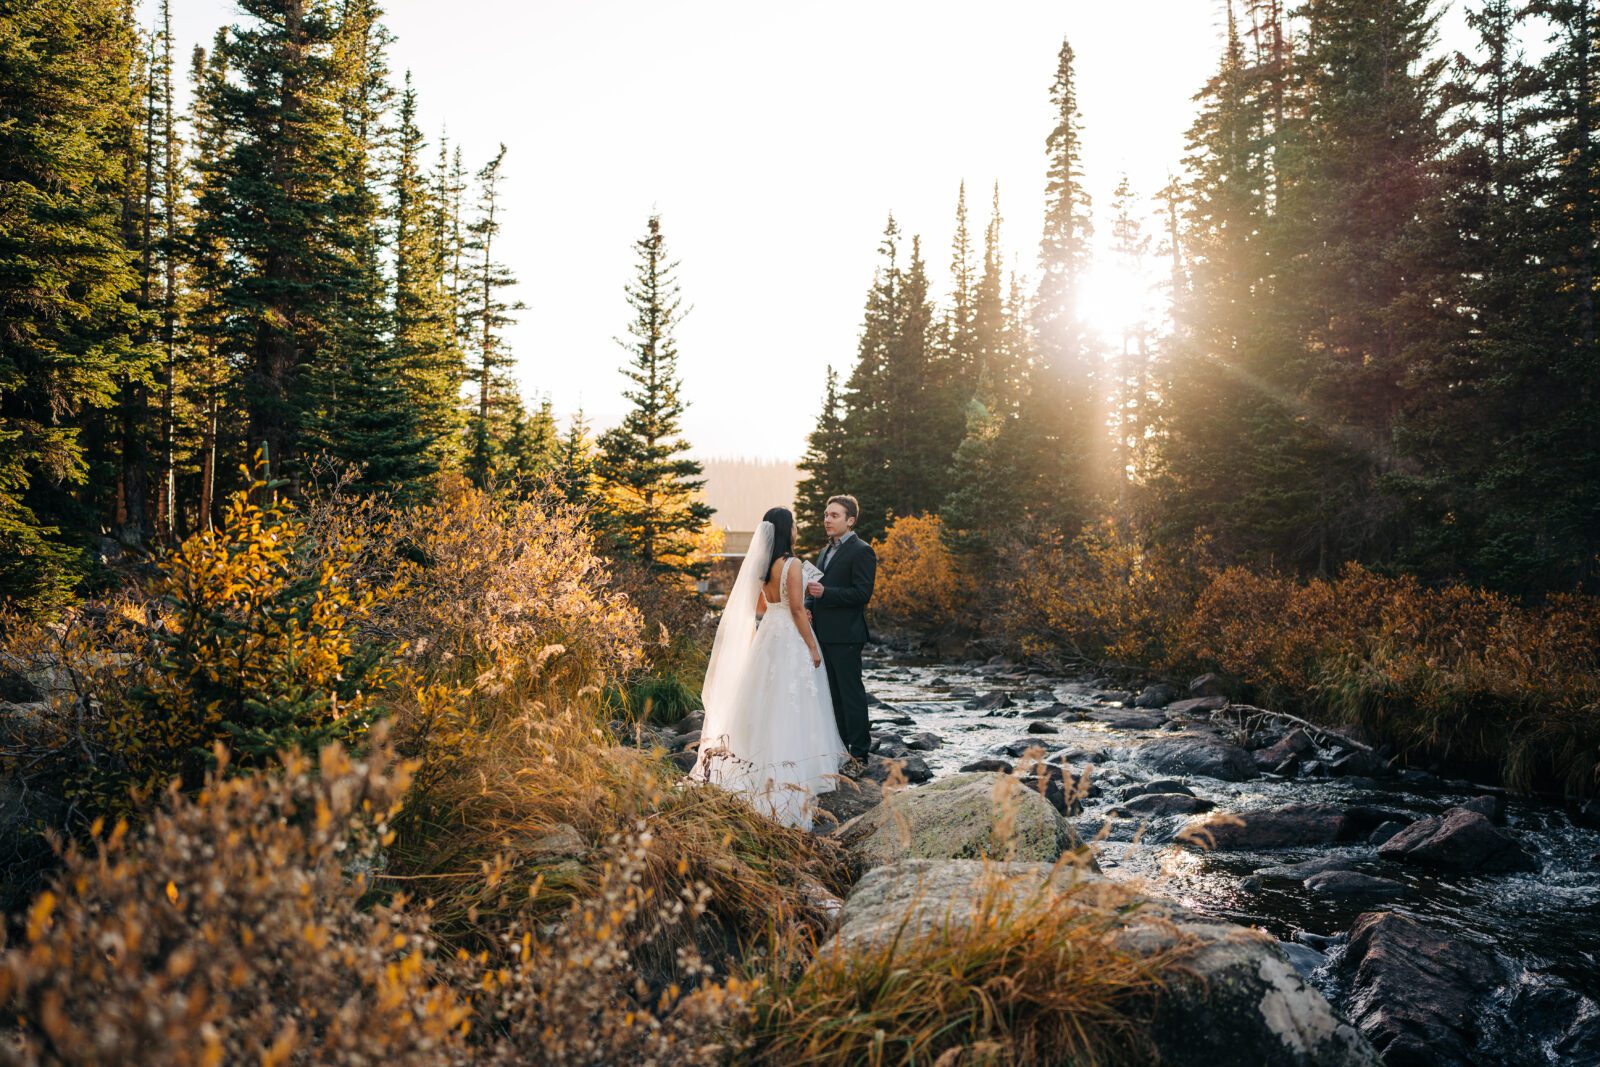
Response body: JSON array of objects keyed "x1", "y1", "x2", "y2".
[{"x1": 805, "y1": 494, "x2": 876, "y2": 768}]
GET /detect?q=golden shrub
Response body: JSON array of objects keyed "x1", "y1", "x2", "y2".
[
  {"x1": 0, "y1": 726, "x2": 471, "y2": 1066},
  {"x1": 873, "y1": 514, "x2": 971, "y2": 633},
  {"x1": 998, "y1": 519, "x2": 1208, "y2": 669}
]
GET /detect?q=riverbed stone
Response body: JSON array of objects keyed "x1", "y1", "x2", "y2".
[
  {"x1": 966, "y1": 689, "x2": 1012, "y2": 711},
  {"x1": 827, "y1": 859, "x2": 1380, "y2": 1067},
  {"x1": 1134, "y1": 683, "x2": 1180, "y2": 708},
  {"x1": 1336, "y1": 911, "x2": 1507, "y2": 1067},
  {"x1": 958, "y1": 758, "x2": 1012, "y2": 773},
  {"x1": 1113, "y1": 792, "x2": 1215, "y2": 817},
  {"x1": 1140, "y1": 735, "x2": 1259, "y2": 781},
  {"x1": 863, "y1": 752, "x2": 933, "y2": 785},
  {"x1": 833, "y1": 773, "x2": 1086, "y2": 870},
  {"x1": 1087, "y1": 707, "x2": 1170, "y2": 729},
  {"x1": 903, "y1": 731, "x2": 942, "y2": 751},
  {"x1": 1121, "y1": 779, "x2": 1195, "y2": 799},
  {"x1": 1377, "y1": 809, "x2": 1537, "y2": 873},
  {"x1": 1176, "y1": 803, "x2": 1376, "y2": 851},
  {"x1": 1027, "y1": 720, "x2": 1060, "y2": 734},
  {"x1": 1254, "y1": 727, "x2": 1314, "y2": 770},
  {"x1": 1253, "y1": 855, "x2": 1368, "y2": 882},
  {"x1": 814, "y1": 777, "x2": 884, "y2": 828},
  {"x1": 1304, "y1": 871, "x2": 1407, "y2": 902}
]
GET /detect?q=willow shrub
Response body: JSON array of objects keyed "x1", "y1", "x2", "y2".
[{"x1": 872, "y1": 514, "x2": 973, "y2": 635}]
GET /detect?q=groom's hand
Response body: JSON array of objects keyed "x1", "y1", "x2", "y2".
[{"x1": 806, "y1": 580, "x2": 824, "y2": 598}]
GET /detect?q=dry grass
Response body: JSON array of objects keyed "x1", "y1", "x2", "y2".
[{"x1": 749, "y1": 858, "x2": 1183, "y2": 1067}]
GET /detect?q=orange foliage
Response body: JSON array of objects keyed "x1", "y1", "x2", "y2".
[{"x1": 872, "y1": 514, "x2": 972, "y2": 633}]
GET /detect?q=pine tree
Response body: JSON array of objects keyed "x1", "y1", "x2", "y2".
[
  {"x1": 498, "y1": 393, "x2": 561, "y2": 488},
  {"x1": 795, "y1": 366, "x2": 848, "y2": 546},
  {"x1": 838, "y1": 214, "x2": 902, "y2": 538},
  {"x1": 195, "y1": 0, "x2": 366, "y2": 483},
  {"x1": 555, "y1": 409, "x2": 598, "y2": 507},
  {"x1": 0, "y1": 0, "x2": 145, "y2": 608},
  {"x1": 945, "y1": 181, "x2": 979, "y2": 388},
  {"x1": 393, "y1": 73, "x2": 465, "y2": 476},
  {"x1": 1022, "y1": 35, "x2": 1100, "y2": 532},
  {"x1": 461, "y1": 144, "x2": 526, "y2": 486},
  {"x1": 298, "y1": 0, "x2": 435, "y2": 501},
  {"x1": 971, "y1": 183, "x2": 1017, "y2": 410},
  {"x1": 593, "y1": 215, "x2": 714, "y2": 578}
]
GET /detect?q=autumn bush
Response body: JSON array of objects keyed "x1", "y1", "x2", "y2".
[
  {"x1": 997, "y1": 519, "x2": 1210, "y2": 670},
  {"x1": 872, "y1": 514, "x2": 972, "y2": 635}
]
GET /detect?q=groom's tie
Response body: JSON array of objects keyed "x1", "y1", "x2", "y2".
[{"x1": 821, "y1": 536, "x2": 840, "y2": 572}]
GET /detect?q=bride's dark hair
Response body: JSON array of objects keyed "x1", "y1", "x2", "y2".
[{"x1": 762, "y1": 507, "x2": 795, "y2": 576}]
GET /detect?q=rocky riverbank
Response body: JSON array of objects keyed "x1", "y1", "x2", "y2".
[{"x1": 639, "y1": 646, "x2": 1600, "y2": 1065}]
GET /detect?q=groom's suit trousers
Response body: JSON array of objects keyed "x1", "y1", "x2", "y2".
[{"x1": 821, "y1": 642, "x2": 871, "y2": 760}]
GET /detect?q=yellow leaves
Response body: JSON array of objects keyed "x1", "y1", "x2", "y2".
[
  {"x1": 26, "y1": 891, "x2": 56, "y2": 942},
  {"x1": 166, "y1": 881, "x2": 179, "y2": 906}
]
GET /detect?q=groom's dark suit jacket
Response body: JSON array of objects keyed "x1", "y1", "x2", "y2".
[{"x1": 808, "y1": 535, "x2": 876, "y2": 645}]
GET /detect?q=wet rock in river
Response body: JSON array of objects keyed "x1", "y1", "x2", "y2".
[
  {"x1": 959, "y1": 758, "x2": 1013, "y2": 773},
  {"x1": 1163, "y1": 695, "x2": 1230, "y2": 716},
  {"x1": 996, "y1": 737, "x2": 1065, "y2": 758},
  {"x1": 864, "y1": 753, "x2": 933, "y2": 785},
  {"x1": 1113, "y1": 792, "x2": 1214, "y2": 817},
  {"x1": 1026, "y1": 720, "x2": 1060, "y2": 735},
  {"x1": 1377, "y1": 809, "x2": 1538, "y2": 873},
  {"x1": 1455, "y1": 794, "x2": 1505, "y2": 825},
  {"x1": 1367, "y1": 820, "x2": 1407, "y2": 845},
  {"x1": 1253, "y1": 727, "x2": 1314, "y2": 770},
  {"x1": 1133, "y1": 682, "x2": 1180, "y2": 708},
  {"x1": 1253, "y1": 855, "x2": 1367, "y2": 882},
  {"x1": 1277, "y1": 940, "x2": 1327, "y2": 980},
  {"x1": 1176, "y1": 803, "x2": 1377, "y2": 850},
  {"x1": 1086, "y1": 707, "x2": 1169, "y2": 730},
  {"x1": 1139, "y1": 735, "x2": 1259, "y2": 782},
  {"x1": 1335, "y1": 910, "x2": 1507, "y2": 1067},
  {"x1": 1120, "y1": 779, "x2": 1195, "y2": 799},
  {"x1": 904, "y1": 730, "x2": 942, "y2": 751},
  {"x1": 1304, "y1": 871, "x2": 1407, "y2": 902}
]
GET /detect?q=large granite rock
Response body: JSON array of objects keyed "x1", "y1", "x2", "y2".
[
  {"x1": 1377, "y1": 809, "x2": 1538, "y2": 873},
  {"x1": 1335, "y1": 911, "x2": 1507, "y2": 1066},
  {"x1": 833, "y1": 772, "x2": 1086, "y2": 871},
  {"x1": 827, "y1": 860, "x2": 1380, "y2": 1067},
  {"x1": 1139, "y1": 735, "x2": 1259, "y2": 781}
]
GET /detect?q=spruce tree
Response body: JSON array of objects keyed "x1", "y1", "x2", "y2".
[
  {"x1": 0, "y1": 0, "x2": 145, "y2": 608},
  {"x1": 1023, "y1": 35, "x2": 1100, "y2": 533},
  {"x1": 838, "y1": 214, "x2": 902, "y2": 538},
  {"x1": 593, "y1": 215, "x2": 714, "y2": 578},
  {"x1": 795, "y1": 366, "x2": 849, "y2": 545},
  {"x1": 393, "y1": 74, "x2": 465, "y2": 476},
  {"x1": 461, "y1": 144, "x2": 526, "y2": 486},
  {"x1": 555, "y1": 409, "x2": 598, "y2": 507}
]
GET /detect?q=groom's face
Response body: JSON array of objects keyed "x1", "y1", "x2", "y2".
[{"x1": 822, "y1": 502, "x2": 853, "y2": 540}]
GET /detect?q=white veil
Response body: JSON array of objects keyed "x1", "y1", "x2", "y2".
[{"x1": 697, "y1": 520, "x2": 774, "y2": 746}]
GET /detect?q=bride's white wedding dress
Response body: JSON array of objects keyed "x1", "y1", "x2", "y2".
[{"x1": 688, "y1": 528, "x2": 848, "y2": 831}]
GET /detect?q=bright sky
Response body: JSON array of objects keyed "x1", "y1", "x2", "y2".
[{"x1": 153, "y1": 1, "x2": 1476, "y2": 462}]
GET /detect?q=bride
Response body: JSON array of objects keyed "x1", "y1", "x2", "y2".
[{"x1": 687, "y1": 507, "x2": 848, "y2": 830}]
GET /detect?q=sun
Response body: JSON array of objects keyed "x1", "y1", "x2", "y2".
[{"x1": 1078, "y1": 258, "x2": 1161, "y2": 346}]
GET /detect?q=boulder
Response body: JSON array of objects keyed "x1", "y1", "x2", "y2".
[
  {"x1": 1303, "y1": 871, "x2": 1407, "y2": 902},
  {"x1": 1027, "y1": 720, "x2": 1061, "y2": 735},
  {"x1": 959, "y1": 758, "x2": 1013, "y2": 773},
  {"x1": 1377, "y1": 809, "x2": 1537, "y2": 873},
  {"x1": 1454, "y1": 794, "x2": 1505, "y2": 825},
  {"x1": 1176, "y1": 804, "x2": 1379, "y2": 851},
  {"x1": 904, "y1": 731, "x2": 943, "y2": 752},
  {"x1": 669, "y1": 710, "x2": 705, "y2": 734},
  {"x1": 966, "y1": 690, "x2": 1013, "y2": 711},
  {"x1": 1086, "y1": 707, "x2": 1170, "y2": 730},
  {"x1": 996, "y1": 738, "x2": 1065, "y2": 758},
  {"x1": 1113, "y1": 792, "x2": 1215, "y2": 817},
  {"x1": 1253, "y1": 728, "x2": 1314, "y2": 770},
  {"x1": 827, "y1": 860, "x2": 1378, "y2": 1066},
  {"x1": 864, "y1": 753, "x2": 934, "y2": 785},
  {"x1": 1164, "y1": 695, "x2": 1230, "y2": 716},
  {"x1": 834, "y1": 773, "x2": 1085, "y2": 870},
  {"x1": 1189, "y1": 672, "x2": 1228, "y2": 697},
  {"x1": 1336, "y1": 911, "x2": 1507, "y2": 1066},
  {"x1": 1253, "y1": 855, "x2": 1368, "y2": 882},
  {"x1": 1140, "y1": 735, "x2": 1259, "y2": 782},
  {"x1": 1121, "y1": 779, "x2": 1195, "y2": 800},
  {"x1": 1133, "y1": 683, "x2": 1181, "y2": 708},
  {"x1": 871, "y1": 736, "x2": 910, "y2": 759},
  {"x1": 832, "y1": 863, "x2": 1382, "y2": 1062},
  {"x1": 815, "y1": 777, "x2": 884, "y2": 828},
  {"x1": 1367, "y1": 820, "x2": 1407, "y2": 845}
]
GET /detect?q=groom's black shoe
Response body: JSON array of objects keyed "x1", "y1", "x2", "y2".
[{"x1": 840, "y1": 755, "x2": 869, "y2": 778}]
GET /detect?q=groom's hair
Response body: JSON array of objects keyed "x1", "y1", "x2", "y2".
[{"x1": 826, "y1": 495, "x2": 859, "y2": 521}]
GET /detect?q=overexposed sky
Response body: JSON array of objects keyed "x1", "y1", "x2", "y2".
[{"x1": 151, "y1": 1, "x2": 1475, "y2": 461}]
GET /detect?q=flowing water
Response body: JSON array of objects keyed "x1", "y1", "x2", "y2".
[{"x1": 859, "y1": 651, "x2": 1600, "y2": 1062}]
